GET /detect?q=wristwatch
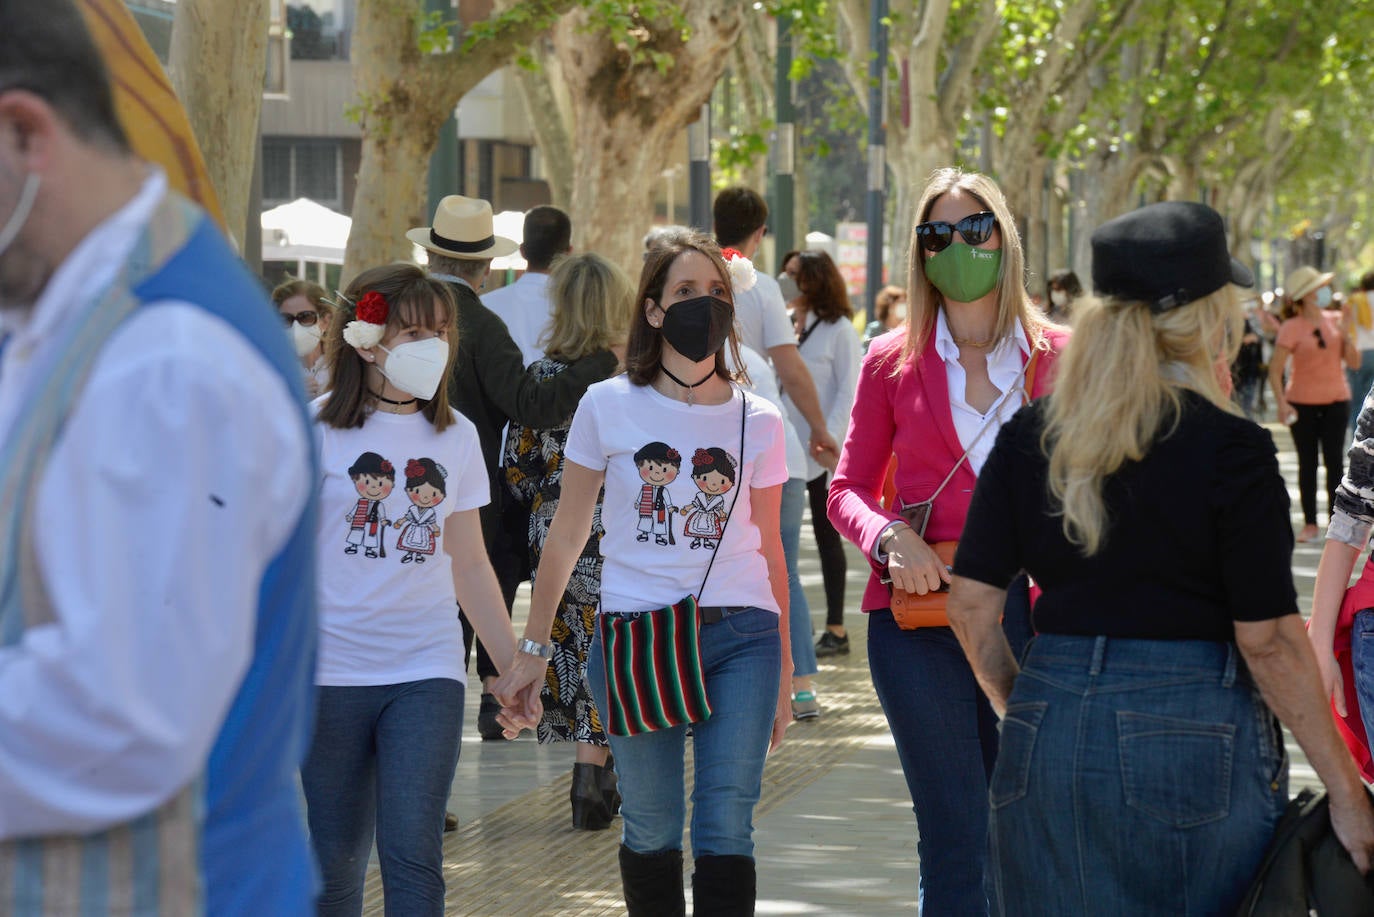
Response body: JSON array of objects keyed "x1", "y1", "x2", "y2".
[{"x1": 517, "y1": 637, "x2": 554, "y2": 660}]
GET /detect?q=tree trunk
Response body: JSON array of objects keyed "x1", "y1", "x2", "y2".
[
  {"x1": 553, "y1": 4, "x2": 745, "y2": 275},
  {"x1": 512, "y1": 42, "x2": 574, "y2": 210},
  {"x1": 342, "y1": 0, "x2": 576, "y2": 280},
  {"x1": 169, "y1": 0, "x2": 269, "y2": 248}
]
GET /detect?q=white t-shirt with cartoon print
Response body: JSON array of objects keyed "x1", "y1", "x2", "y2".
[
  {"x1": 312, "y1": 403, "x2": 488, "y2": 687},
  {"x1": 563, "y1": 376, "x2": 789, "y2": 614}
]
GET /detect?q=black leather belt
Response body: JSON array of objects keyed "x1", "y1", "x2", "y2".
[{"x1": 698, "y1": 605, "x2": 752, "y2": 624}]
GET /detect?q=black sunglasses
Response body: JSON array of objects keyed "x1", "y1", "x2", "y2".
[
  {"x1": 282, "y1": 310, "x2": 320, "y2": 327},
  {"x1": 1313, "y1": 328, "x2": 1326, "y2": 349},
  {"x1": 915, "y1": 211, "x2": 998, "y2": 253}
]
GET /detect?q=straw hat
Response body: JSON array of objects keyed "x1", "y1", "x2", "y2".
[
  {"x1": 1284, "y1": 265, "x2": 1335, "y2": 303},
  {"x1": 407, "y1": 195, "x2": 517, "y2": 260}
]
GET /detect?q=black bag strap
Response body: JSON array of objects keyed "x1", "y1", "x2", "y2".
[{"x1": 696, "y1": 391, "x2": 748, "y2": 601}]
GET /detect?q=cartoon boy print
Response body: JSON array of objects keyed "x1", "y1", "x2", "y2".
[
  {"x1": 345, "y1": 452, "x2": 395, "y2": 558},
  {"x1": 680, "y1": 447, "x2": 737, "y2": 550},
  {"x1": 633, "y1": 442, "x2": 682, "y2": 546},
  {"x1": 395, "y1": 458, "x2": 447, "y2": 564}
]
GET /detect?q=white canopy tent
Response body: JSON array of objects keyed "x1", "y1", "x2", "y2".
[{"x1": 261, "y1": 198, "x2": 351, "y2": 282}]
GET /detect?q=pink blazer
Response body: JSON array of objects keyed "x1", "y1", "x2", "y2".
[{"x1": 827, "y1": 325, "x2": 1069, "y2": 612}]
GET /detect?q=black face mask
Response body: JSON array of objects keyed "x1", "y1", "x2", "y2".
[{"x1": 660, "y1": 295, "x2": 734, "y2": 363}]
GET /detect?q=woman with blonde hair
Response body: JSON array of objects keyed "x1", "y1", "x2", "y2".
[
  {"x1": 272, "y1": 277, "x2": 334, "y2": 396},
  {"x1": 502, "y1": 253, "x2": 634, "y2": 829},
  {"x1": 827, "y1": 167, "x2": 1068, "y2": 912},
  {"x1": 947, "y1": 202, "x2": 1374, "y2": 914}
]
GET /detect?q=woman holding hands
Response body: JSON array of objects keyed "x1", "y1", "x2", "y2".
[{"x1": 495, "y1": 233, "x2": 791, "y2": 916}]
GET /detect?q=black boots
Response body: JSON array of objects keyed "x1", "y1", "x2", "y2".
[
  {"x1": 600, "y1": 755, "x2": 622, "y2": 816},
  {"x1": 619, "y1": 845, "x2": 685, "y2": 917},
  {"x1": 691, "y1": 855, "x2": 756, "y2": 917},
  {"x1": 570, "y1": 763, "x2": 614, "y2": 830}
]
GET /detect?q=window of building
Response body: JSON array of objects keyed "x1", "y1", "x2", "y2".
[{"x1": 263, "y1": 139, "x2": 343, "y2": 210}]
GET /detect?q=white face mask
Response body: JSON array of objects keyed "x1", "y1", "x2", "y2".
[
  {"x1": 891, "y1": 303, "x2": 907, "y2": 321},
  {"x1": 1050, "y1": 290, "x2": 1068, "y2": 307},
  {"x1": 379, "y1": 337, "x2": 450, "y2": 400},
  {"x1": 290, "y1": 321, "x2": 322, "y2": 357},
  {"x1": 1316, "y1": 286, "x2": 1333, "y2": 308}
]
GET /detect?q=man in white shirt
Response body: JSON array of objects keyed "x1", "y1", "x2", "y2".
[
  {"x1": 0, "y1": 4, "x2": 317, "y2": 912},
  {"x1": 482, "y1": 205, "x2": 571, "y2": 367},
  {"x1": 713, "y1": 187, "x2": 839, "y2": 469}
]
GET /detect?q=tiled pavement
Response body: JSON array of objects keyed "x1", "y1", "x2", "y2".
[{"x1": 363, "y1": 412, "x2": 1332, "y2": 915}]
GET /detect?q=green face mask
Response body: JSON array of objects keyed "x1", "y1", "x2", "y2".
[{"x1": 924, "y1": 243, "x2": 1002, "y2": 303}]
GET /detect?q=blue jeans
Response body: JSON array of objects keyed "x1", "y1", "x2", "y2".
[
  {"x1": 586, "y1": 606, "x2": 781, "y2": 858},
  {"x1": 301, "y1": 678, "x2": 465, "y2": 917},
  {"x1": 1349, "y1": 350, "x2": 1374, "y2": 432},
  {"x1": 1353, "y1": 609, "x2": 1374, "y2": 744},
  {"x1": 782, "y1": 477, "x2": 818, "y2": 678},
  {"x1": 989, "y1": 635, "x2": 1288, "y2": 917},
  {"x1": 868, "y1": 612, "x2": 1001, "y2": 915}
]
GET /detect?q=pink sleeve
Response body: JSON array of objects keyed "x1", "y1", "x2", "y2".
[
  {"x1": 1275, "y1": 319, "x2": 1300, "y2": 350},
  {"x1": 826, "y1": 341, "x2": 904, "y2": 566}
]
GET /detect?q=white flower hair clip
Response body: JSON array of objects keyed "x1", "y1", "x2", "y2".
[
  {"x1": 340, "y1": 289, "x2": 389, "y2": 349},
  {"x1": 720, "y1": 247, "x2": 757, "y2": 293}
]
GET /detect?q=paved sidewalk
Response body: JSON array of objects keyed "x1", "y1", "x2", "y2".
[{"x1": 362, "y1": 413, "x2": 1331, "y2": 915}]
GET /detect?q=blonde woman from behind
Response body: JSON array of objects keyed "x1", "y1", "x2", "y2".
[
  {"x1": 947, "y1": 201, "x2": 1374, "y2": 915},
  {"x1": 502, "y1": 253, "x2": 635, "y2": 830}
]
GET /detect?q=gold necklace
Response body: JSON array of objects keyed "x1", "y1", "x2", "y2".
[{"x1": 950, "y1": 332, "x2": 998, "y2": 349}]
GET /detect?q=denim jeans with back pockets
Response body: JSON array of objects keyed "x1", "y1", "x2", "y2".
[{"x1": 988, "y1": 634, "x2": 1288, "y2": 917}]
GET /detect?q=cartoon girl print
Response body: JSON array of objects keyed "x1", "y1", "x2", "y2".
[
  {"x1": 345, "y1": 452, "x2": 394, "y2": 558},
  {"x1": 395, "y1": 458, "x2": 447, "y2": 564},
  {"x1": 680, "y1": 447, "x2": 737, "y2": 550},
  {"x1": 633, "y1": 442, "x2": 681, "y2": 546}
]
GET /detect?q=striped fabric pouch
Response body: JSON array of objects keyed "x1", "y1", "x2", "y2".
[{"x1": 599, "y1": 596, "x2": 712, "y2": 737}]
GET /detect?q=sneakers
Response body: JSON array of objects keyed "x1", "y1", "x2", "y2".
[
  {"x1": 478, "y1": 693, "x2": 505, "y2": 741},
  {"x1": 791, "y1": 691, "x2": 821, "y2": 720},
  {"x1": 815, "y1": 630, "x2": 850, "y2": 657}
]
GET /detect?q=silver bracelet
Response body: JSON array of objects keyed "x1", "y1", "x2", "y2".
[{"x1": 517, "y1": 637, "x2": 553, "y2": 660}]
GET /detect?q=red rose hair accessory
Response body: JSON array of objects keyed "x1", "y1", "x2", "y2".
[
  {"x1": 357, "y1": 291, "x2": 389, "y2": 324},
  {"x1": 405, "y1": 459, "x2": 425, "y2": 479},
  {"x1": 720, "y1": 248, "x2": 757, "y2": 294},
  {"x1": 665, "y1": 447, "x2": 681, "y2": 463},
  {"x1": 692, "y1": 448, "x2": 713, "y2": 467},
  {"x1": 342, "y1": 289, "x2": 389, "y2": 349},
  {"x1": 379, "y1": 459, "x2": 394, "y2": 474}
]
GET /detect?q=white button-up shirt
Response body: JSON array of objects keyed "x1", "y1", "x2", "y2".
[
  {"x1": 482, "y1": 271, "x2": 552, "y2": 368},
  {"x1": 0, "y1": 173, "x2": 309, "y2": 838},
  {"x1": 933, "y1": 309, "x2": 1032, "y2": 476}
]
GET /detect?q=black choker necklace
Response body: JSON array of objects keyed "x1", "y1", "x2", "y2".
[
  {"x1": 370, "y1": 389, "x2": 418, "y2": 407},
  {"x1": 662, "y1": 366, "x2": 715, "y2": 405}
]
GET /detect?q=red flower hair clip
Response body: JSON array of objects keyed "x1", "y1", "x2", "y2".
[
  {"x1": 720, "y1": 247, "x2": 743, "y2": 261},
  {"x1": 665, "y1": 447, "x2": 681, "y2": 463},
  {"x1": 379, "y1": 459, "x2": 394, "y2": 474},
  {"x1": 692, "y1": 448, "x2": 713, "y2": 467},
  {"x1": 357, "y1": 291, "x2": 389, "y2": 325},
  {"x1": 343, "y1": 291, "x2": 390, "y2": 349},
  {"x1": 719, "y1": 248, "x2": 757, "y2": 293},
  {"x1": 405, "y1": 459, "x2": 426, "y2": 479}
]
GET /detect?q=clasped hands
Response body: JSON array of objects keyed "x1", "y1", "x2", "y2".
[
  {"x1": 883, "y1": 524, "x2": 952, "y2": 596},
  {"x1": 489, "y1": 651, "x2": 546, "y2": 738}
]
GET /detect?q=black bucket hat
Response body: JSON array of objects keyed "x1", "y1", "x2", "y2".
[{"x1": 1091, "y1": 201, "x2": 1254, "y2": 313}]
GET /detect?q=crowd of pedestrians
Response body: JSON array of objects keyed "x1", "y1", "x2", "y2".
[{"x1": 7, "y1": 4, "x2": 1374, "y2": 916}]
